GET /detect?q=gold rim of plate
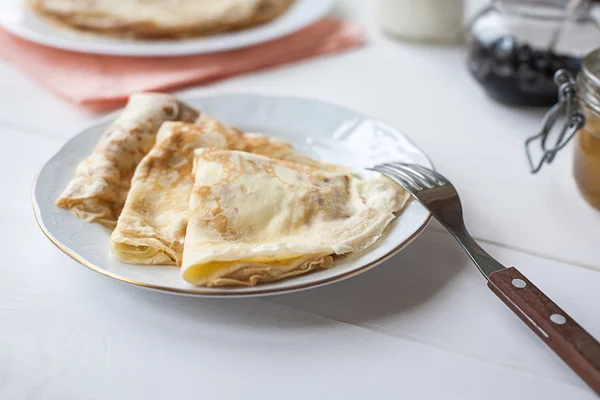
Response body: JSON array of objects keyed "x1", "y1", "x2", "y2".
[{"x1": 32, "y1": 189, "x2": 431, "y2": 296}]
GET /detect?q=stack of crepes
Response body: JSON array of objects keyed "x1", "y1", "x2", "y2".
[{"x1": 56, "y1": 93, "x2": 409, "y2": 287}]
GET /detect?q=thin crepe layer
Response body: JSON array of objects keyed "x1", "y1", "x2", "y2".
[
  {"x1": 182, "y1": 149, "x2": 408, "y2": 286},
  {"x1": 26, "y1": 0, "x2": 294, "y2": 39},
  {"x1": 194, "y1": 114, "x2": 347, "y2": 172},
  {"x1": 200, "y1": 255, "x2": 334, "y2": 287},
  {"x1": 56, "y1": 93, "x2": 199, "y2": 228},
  {"x1": 110, "y1": 116, "x2": 347, "y2": 266},
  {"x1": 110, "y1": 121, "x2": 244, "y2": 265}
]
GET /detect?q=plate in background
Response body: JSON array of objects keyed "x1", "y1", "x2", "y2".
[
  {"x1": 33, "y1": 93, "x2": 432, "y2": 297},
  {"x1": 0, "y1": 0, "x2": 334, "y2": 56}
]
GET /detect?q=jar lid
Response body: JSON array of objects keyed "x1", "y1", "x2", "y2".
[
  {"x1": 495, "y1": 0, "x2": 591, "y2": 18},
  {"x1": 499, "y1": 0, "x2": 559, "y2": 4},
  {"x1": 497, "y1": 0, "x2": 585, "y2": 7}
]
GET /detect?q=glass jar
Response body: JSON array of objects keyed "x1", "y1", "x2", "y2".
[
  {"x1": 376, "y1": 0, "x2": 464, "y2": 44},
  {"x1": 467, "y1": 0, "x2": 600, "y2": 107},
  {"x1": 573, "y1": 49, "x2": 600, "y2": 209},
  {"x1": 526, "y1": 48, "x2": 600, "y2": 210}
]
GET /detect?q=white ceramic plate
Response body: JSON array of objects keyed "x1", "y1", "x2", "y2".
[
  {"x1": 33, "y1": 94, "x2": 432, "y2": 297},
  {"x1": 0, "y1": 0, "x2": 334, "y2": 56}
]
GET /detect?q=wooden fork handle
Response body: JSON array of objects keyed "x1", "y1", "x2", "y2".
[{"x1": 487, "y1": 267, "x2": 600, "y2": 395}]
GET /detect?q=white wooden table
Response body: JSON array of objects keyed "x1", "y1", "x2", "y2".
[{"x1": 1, "y1": 1, "x2": 599, "y2": 399}]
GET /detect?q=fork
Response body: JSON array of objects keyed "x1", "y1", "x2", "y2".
[{"x1": 370, "y1": 162, "x2": 600, "y2": 395}]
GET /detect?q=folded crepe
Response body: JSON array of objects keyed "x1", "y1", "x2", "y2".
[
  {"x1": 110, "y1": 116, "x2": 347, "y2": 266},
  {"x1": 26, "y1": 0, "x2": 294, "y2": 39},
  {"x1": 181, "y1": 149, "x2": 409, "y2": 287},
  {"x1": 194, "y1": 113, "x2": 346, "y2": 172},
  {"x1": 109, "y1": 121, "x2": 242, "y2": 265},
  {"x1": 56, "y1": 93, "x2": 199, "y2": 228}
]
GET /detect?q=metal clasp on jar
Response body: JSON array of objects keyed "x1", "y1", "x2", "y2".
[{"x1": 525, "y1": 69, "x2": 586, "y2": 173}]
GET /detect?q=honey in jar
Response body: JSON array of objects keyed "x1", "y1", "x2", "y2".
[
  {"x1": 574, "y1": 104, "x2": 600, "y2": 210},
  {"x1": 527, "y1": 48, "x2": 600, "y2": 210}
]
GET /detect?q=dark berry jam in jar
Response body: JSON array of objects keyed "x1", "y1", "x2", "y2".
[
  {"x1": 467, "y1": 0, "x2": 600, "y2": 107},
  {"x1": 468, "y1": 37, "x2": 582, "y2": 106}
]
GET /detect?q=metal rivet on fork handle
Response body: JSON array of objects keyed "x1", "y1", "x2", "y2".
[
  {"x1": 511, "y1": 279, "x2": 526, "y2": 288},
  {"x1": 551, "y1": 314, "x2": 567, "y2": 325}
]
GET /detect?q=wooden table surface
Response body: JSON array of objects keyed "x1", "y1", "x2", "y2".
[{"x1": 1, "y1": 1, "x2": 599, "y2": 399}]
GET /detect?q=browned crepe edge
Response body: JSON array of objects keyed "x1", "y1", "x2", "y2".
[
  {"x1": 55, "y1": 100, "x2": 199, "y2": 229},
  {"x1": 26, "y1": 0, "x2": 294, "y2": 40},
  {"x1": 206, "y1": 255, "x2": 334, "y2": 287}
]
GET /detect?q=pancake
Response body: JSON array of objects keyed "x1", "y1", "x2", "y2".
[
  {"x1": 56, "y1": 93, "x2": 199, "y2": 228},
  {"x1": 26, "y1": 0, "x2": 295, "y2": 39},
  {"x1": 110, "y1": 121, "x2": 243, "y2": 265},
  {"x1": 110, "y1": 116, "x2": 347, "y2": 266},
  {"x1": 181, "y1": 149, "x2": 409, "y2": 287},
  {"x1": 194, "y1": 113, "x2": 347, "y2": 172}
]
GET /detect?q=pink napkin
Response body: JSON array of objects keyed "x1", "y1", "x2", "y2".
[{"x1": 0, "y1": 18, "x2": 364, "y2": 112}]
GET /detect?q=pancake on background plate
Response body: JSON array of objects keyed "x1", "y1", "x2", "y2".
[
  {"x1": 26, "y1": 0, "x2": 295, "y2": 39},
  {"x1": 110, "y1": 116, "x2": 346, "y2": 266},
  {"x1": 56, "y1": 93, "x2": 198, "y2": 228},
  {"x1": 181, "y1": 149, "x2": 409, "y2": 287}
]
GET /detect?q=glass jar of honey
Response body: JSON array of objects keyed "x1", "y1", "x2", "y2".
[
  {"x1": 573, "y1": 50, "x2": 600, "y2": 209},
  {"x1": 526, "y1": 48, "x2": 600, "y2": 210}
]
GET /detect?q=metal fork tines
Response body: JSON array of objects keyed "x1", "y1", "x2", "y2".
[
  {"x1": 369, "y1": 162, "x2": 504, "y2": 278},
  {"x1": 368, "y1": 162, "x2": 600, "y2": 395}
]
